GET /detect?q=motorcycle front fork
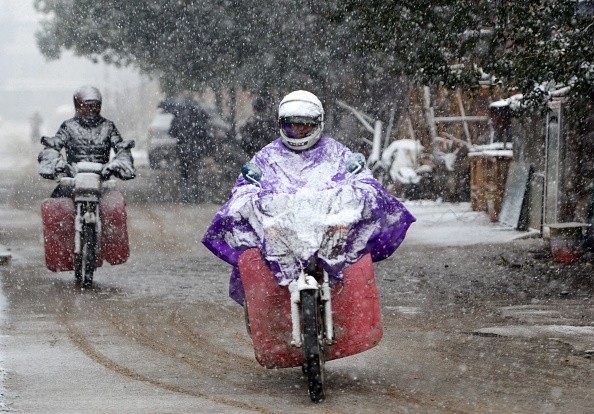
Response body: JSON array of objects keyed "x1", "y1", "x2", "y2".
[
  {"x1": 289, "y1": 269, "x2": 334, "y2": 348},
  {"x1": 74, "y1": 202, "x2": 101, "y2": 254}
]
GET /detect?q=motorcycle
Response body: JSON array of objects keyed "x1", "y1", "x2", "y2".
[
  {"x1": 237, "y1": 156, "x2": 383, "y2": 403},
  {"x1": 41, "y1": 161, "x2": 130, "y2": 287}
]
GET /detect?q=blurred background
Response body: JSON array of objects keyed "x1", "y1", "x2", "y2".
[{"x1": 0, "y1": 0, "x2": 159, "y2": 144}]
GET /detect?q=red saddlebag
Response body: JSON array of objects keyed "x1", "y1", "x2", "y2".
[
  {"x1": 100, "y1": 190, "x2": 130, "y2": 265},
  {"x1": 239, "y1": 249, "x2": 383, "y2": 369},
  {"x1": 42, "y1": 197, "x2": 76, "y2": 272}
]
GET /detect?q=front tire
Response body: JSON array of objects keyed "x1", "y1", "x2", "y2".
[
  {"x1": 75, "y1": 222, "x2": 96, "y2": 288},
  {"x1": 301, "y1": 289, "x2": 325, "y2": 403}
]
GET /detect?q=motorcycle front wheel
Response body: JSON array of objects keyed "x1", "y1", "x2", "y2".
[
  {"x1": 301, "y1": 289, "x2": 325, "y2": 403},
  {"x1": 74, "y1": 222, "x2": 96, "y2": 288}
]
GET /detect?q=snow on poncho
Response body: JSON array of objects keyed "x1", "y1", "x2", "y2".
[{"x1": 202, "y1": 136, "x2": 416, "y2": 305}]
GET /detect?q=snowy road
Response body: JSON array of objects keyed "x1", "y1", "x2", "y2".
[{"x1": 0, "y1": 132, "x2": 592, "y2": 413}]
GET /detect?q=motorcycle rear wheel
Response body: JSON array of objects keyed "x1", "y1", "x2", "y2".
[
  {"x1": 301, "y1": 289, "x2": 325, "y2": 403},
  {"x1": 75, "y1": 222, "x2": 96, "y2": 288}
]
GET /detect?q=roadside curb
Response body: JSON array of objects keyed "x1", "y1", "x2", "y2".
[{"x1": 510, "y1": 229, "x2": 541, "y2": 241}]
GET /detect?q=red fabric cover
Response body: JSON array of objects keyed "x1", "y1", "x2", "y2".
[{"x1": 239, "y1": 249, "x2": 382, "y2": 369}]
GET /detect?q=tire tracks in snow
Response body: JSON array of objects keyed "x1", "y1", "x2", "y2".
[
  {"x1": 57, "y1": 296, "x2": 281, "y2": 414},
  {"x1": 57, "y1": 291, "x2": 451, "y2": 413}
]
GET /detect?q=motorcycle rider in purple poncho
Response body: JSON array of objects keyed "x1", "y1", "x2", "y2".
[{"x1": 202, "y1": 90, "x2": 415, "y2": 305}]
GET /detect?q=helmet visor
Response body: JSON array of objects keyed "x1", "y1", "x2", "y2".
[
  {"x1": 78, "y1": 100, "x2": 101, "y2": 117},
  {"x1": 279, "y1": 116, "x2": 318, "y2": 139},
  {"x1": 81, "y1": 100, "x2": 101, "y2": 110}
]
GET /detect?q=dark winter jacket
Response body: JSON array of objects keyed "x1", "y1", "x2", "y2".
[
  {"x1": 168, "y1": 107, "x2": 212, "y2": 160},
  {"x1": 38, "y1": 115, "x2": 135, "y2": 180},
  {"x1": 239, "y1": 114, "x2": 277, "y2": 159}
]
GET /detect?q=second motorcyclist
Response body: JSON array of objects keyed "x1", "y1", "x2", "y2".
[
  {"x1": 38, "y1": 85, "x2": 136, "y2": 196},
  {"x1": 202, "y1": 90, "x2": 416, "y2": 305}
]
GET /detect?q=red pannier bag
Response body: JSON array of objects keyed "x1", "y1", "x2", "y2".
[
  {"x1": 41, "y1": 190, "x2": 130, "y2": 272},
  {"x1": 239, "y1": 249, "x2": 383, "y2": 369}
]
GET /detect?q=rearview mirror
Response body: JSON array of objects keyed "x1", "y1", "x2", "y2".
[
  {"x1": 241, "y1": 163, "x2": 262, "y2": 183},
  {"x1": 346, "y1": 153, "x2": 366, "y2": 174}
]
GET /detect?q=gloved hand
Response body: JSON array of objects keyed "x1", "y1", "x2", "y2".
[
  {"x1": 346, "y1": 153, "x2": 366, "y2": 174},
  {"x1": 101, "y1": 166, "x2": 113, "y2": 180},
  {"x1": 54, "y1": 160, "x2": 74, "y2": 177}
]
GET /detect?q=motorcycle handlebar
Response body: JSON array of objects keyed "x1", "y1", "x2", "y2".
[{"x1": 241, "y1": 152, "x2": 366, "y2": 188}]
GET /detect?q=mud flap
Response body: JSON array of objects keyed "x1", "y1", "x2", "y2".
[
  {"x1": 41, "y1": 198, "x2": 76, "y2": 272},
  {"x1": 239, "y1": 249, "x2": 382, "y2": 369},
  {"x1": 100, "y1": 191, "x2": 130, "y2": 265}
]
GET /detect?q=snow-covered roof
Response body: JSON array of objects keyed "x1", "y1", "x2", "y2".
[
  {"x1": 489, "y1": 94, "x2": 523, "y2": 111},
  {"x1": 469, "y1": 143, "x2": 513, "y2": 158},
  {"x1": 468, "y1": 150, "x2": 513, "y2": 158}
]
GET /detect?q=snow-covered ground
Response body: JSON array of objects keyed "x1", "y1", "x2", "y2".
[
  {"x1": 0, "y1": 123, "x2": 540, "y2": 410},
  {"x1": 401, "y1": 199, "x2": 537, "y2": 248},
  {"x1": 0, "y1": 122, "x2": 32, "y2": 410},
  {"x1": 0, "y1": 289, "x2": 6, "y2": 413}
]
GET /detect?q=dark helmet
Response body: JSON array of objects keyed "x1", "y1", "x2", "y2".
[{"x1": 73, "y1": 85, "x2": 102, "y2": 111}]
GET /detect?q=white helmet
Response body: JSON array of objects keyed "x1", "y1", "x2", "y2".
[{"x1": 278, "y1": 90, "x2": 324, "y2": 151}]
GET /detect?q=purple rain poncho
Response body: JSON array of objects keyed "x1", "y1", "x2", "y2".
[{"x1": 202, "y1": 136, "x2": 415, "y2": 305}]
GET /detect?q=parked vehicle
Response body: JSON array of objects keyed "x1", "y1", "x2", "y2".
[
  {"x1": 147, "y1": 108, "x2": 177, "y2": 169},
  {"x1": 41, "y1": 161, "x2": 130, "y2": 287},
  {"x1": 147, "y1": 99, "x2": 232, "y2": 170},
  {"x1": 237, "y1": 160, "x2": 383, "y2": 403}
]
